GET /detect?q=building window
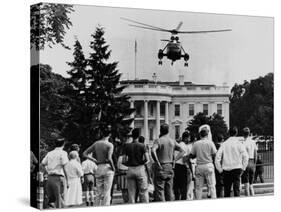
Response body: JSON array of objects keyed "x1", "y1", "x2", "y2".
[
  {"x1": 149, "y1": 128, "x2": 154, "y2": 141},
  {"x1": 203, "y1": 104, "x2": 208, "y2": 115},
  {"x1": 189, "y1": 104, "x2": 194, "y2": 116},
  {"x1": 175, "y1": 104, "x2": 180, "y2": 116},
  {"x1": 160, "y1": 103, "x2": 165, "y2": 116},
  {"x1": 135, "y1": 104, "x2": 142, "y2": 117},
  {"x1": 217, "y1": 104, "x2": 222, "y2": 115},
  {"x1": 149, "y1": 104, "x2": 154, "y2": 116},
  {"x1": 175, "y1": 125, "x2": 180, "y2": 140}
]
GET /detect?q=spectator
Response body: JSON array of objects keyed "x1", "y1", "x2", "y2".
[
  {"x1": 254, "y1": 154, "x2": 264, "y2": 183},
  {"x1": 214, "y1": 134, "x2": 224, "y2": 198},
  {"x1": 215, "y1": 127, "x2": 248, "y2": 197},
  {"x1": 64, "y1": 151, "x2": 84, "y2": 207}
]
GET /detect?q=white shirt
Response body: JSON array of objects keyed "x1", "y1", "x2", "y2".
[
  {"x1": 175, "y1": 142, "x2": 191, "y2": 165},
  {"x1": 65, "y1": 159, "x2": 84, "y2": 180},
  {"x1": 82, "y1": 159, "x2": 98, "y2": 174},
  {"x1": 215, "y1": 137, "x2": 249, "y2": 173},
  {"x1": 41, "y1": 147, "x2": 69, "y2": 176},
  {"x1": 242, "y1": 137, "x2": 258, "y2": 159}
]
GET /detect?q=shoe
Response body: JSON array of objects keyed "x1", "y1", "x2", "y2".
[
  {"x1": 90, "y1": 202, "x2": 94, "y2": 206},
  {"x1": 86, "y1": 202, "x2": 89, "y2": 206}
]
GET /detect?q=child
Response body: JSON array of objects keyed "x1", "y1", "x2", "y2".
[
  {"x1": 82, "y1": 153, "x2": 98, "y2": 206},
  {"x1": 64, "y1": 151, "x2": 84, "y2": 207},
  {"x1": 254, "y1": 154, "x2": 264, "y2": 183}
]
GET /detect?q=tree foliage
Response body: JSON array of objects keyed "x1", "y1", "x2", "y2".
[
  {"x1": 230, "y1": 73, "x2": 273, "y2": 136},
  {"x1": 35, "y1": 64, "x2": 71, "y2": 158},
  {"x1": 30, "y1": 3, "x2": 74, "y2": 50},
  {"x1": 64, "y1": 27, "x2": 134, "y2": 150},
  {"x1": 186, "y1": 112, "x2": 228, "y2": 142}
]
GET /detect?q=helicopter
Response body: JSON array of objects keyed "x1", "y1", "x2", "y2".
[{"x1": 121, "y1": 17, "x2": 231, "y2": 67}]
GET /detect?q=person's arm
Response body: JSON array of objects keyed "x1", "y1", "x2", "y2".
[
  {"x1": 77, "y1": 163, "x2": 84, "y2": 178},
  {"x1": 241, "y1": 144, "x2": 249, "y2": 170},
  {"x1": 107, "y1": 144, "x2": 116, "y2": 172},
  {"x1": 174, "y1": 142, "x2": 185, "y2": 166},
  {"x1": 215, "y1": 146, "x2": 223, "y2": 173},
  {"x1": 82, "y1": 143, "x2": 97, "y2": 163},
  {"x1": 151, "y1": 139, "x2": 162, "y2": 169},
  {"x1": 61, "y1": 152, "x2": 69, "y2": 188},
  {"x1": 253, "y1": 143, "x2": 258, "y2": 164},
  {"x1": 189, "y1": 144, "x2": 196, "y2": 159}
]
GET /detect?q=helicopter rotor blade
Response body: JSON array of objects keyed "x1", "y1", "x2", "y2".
[
  {"x1": 177, "y1": 29, "x2": 232, "y2": 34},
  {"x1": 121, "y1": 17, "x2": 169, "y2": 31},
  {"x1": 128, "y1": 24, "x2": 171, "y2": 33},
  {"x1": 160, "y1": 39, "x2": 171, "y2": 41},
  {"x1": 175, "y1": 21, "x2": 183, "y2": 31}
]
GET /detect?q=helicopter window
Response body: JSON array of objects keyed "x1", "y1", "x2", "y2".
[
  {"x1": 203, "y1": 104, "x2": 209, "y2": 115},
  {"x1": 189, "y1": 104, "x2": 194, "y2": 116},
  {"x1": 175, "y1": 104, "x2": 180, "y2": 116},
  {"x1": 217, "y1": 104, "x2": 222, "y2": 115}
]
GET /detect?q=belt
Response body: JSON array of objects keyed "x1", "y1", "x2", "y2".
[
  {"x1": 160, "y1": 162, "x2": 173, "y2": 165},
  {"x1": 48, "y1": 174, "x2": 64, "y2": 177},
  {"x1": 84, "y1": 173, "x2": 94, "y2": 176}
]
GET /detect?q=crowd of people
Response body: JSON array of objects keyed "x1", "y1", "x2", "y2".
[{"x1": 37, "y1": 124, "x2": 265, "y2": 209}]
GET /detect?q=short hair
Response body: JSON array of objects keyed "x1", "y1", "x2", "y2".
[
  {"x1": 70, "y1": 144, "x2": 80, "y2": 152},
  {"x1": 199, "y1": 128, "x2": 209, "y2": 138},
  {"x1": 54, "y1": 138, "x2": 65, "y2": 147},
  {"x1": 243, "y1": 127, "x2": 250, "y2": 136},
  {"x1": 69, "y1": 151, "x2": 78, "y2": 160},
  {"x1": 182, "y1": 131, "x2": 190, "y2": 140},
  {"x1": 101, "y1": 125, "x2": 111, "y2": 138},
  {"x1": 132, "y1": 128, "x2": 140, "y2": 140},
  {"x1": 160, "y1": 124, "x2": 169, "y2": 136},
  {"x1": 217, "y1": 134, "x2": 224, "y2": 142},
  {"x1": 139, "y1": 136, "x2": 145, "y2": 143},
  {"x1": 229, "y1": 127, "x2": 238, "y2": 136}
]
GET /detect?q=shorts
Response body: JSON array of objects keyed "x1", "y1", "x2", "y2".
[
  {"x1": 83, "y1": 174, "x2": 95, "y2": 191},
  {"x1": 242, "y1": 160, "x2": 255, "y2": 184}
]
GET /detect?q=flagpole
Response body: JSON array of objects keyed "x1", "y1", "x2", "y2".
[{"x1": 134, "y1": 39, "x2": 137, "y2": 80}]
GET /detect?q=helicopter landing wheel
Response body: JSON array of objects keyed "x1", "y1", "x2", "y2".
[
  {"x1": 184, "y1": 62, "x2": 188, "y2": 67},
  {"x1": 158, "y1": 60, "x2": 163, "y2": 65}
]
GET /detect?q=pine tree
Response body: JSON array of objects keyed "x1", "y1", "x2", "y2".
[
  {"x1": 87, "y1": 26, "x2": 134, "y2": 142},
  {"x1": 65, "y1": 27, "x2": 134, "y2": 149}
]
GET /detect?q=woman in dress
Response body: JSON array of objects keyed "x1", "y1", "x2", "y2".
[{"x1": 64, "y1": 151, "x2": 84, "y2": 207}]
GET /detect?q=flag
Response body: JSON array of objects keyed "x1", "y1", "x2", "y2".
[{"x1": 135, "y1": 40, "x2": 137, "y2": 53}]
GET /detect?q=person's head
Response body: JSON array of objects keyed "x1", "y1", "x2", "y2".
[
  {"x1": 217, "y1": 134, "x2": 224, "y2": 143},
  {"x1": 229, "y1": 127, "x2": 238, "y2": 137},
  {"x1": 69, "y1": 151, "x2": 78, "y2": 160},
  {"x1": 181, "y1": 131, "x2": 190, "y2": 143},
  {"x1": 101, "y1": 125, "x2": 111, "y2": 138},
  {"x1": 139, "y1": 136, "x2": 145, "y2": 144},
  {"x1": 199, "y1": 127, "x2": 209, "y2": 139},
  {"x1": 160, "y1": 124, "x2": 169, "y2": 137},
  {"x1": 243, "y1": 127, "x2": 250, "y2": 138},
  {"x1": 70, "y1": 144, "x2": 80, "y2": 152},
  {"x1": 132, "y1": 128, "x2": 140, "y2": 140},
  {"x1": 198, "y1": 124, "x2": 212, "y2": 141}
]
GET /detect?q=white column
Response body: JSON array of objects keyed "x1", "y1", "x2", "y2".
[
  {"x1": 144, "y1": 100, "x2": 149, "y2": 142},
  {"x1": 156, "y1": 101, "x2": 160, "y2": 137},
  {"x1": 165, "y1": 101, "x2": 169, "y2": 124},
  {"x1": 130, "y1": 100, "x2": 134, "y2": 128}
]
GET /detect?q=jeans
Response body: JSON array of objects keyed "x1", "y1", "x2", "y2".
[
  {"x1": 195, "y1": 163, "x2": 216, "y2": 199},
  {"x1": 154, "y1": 163, "x2": 174, "y2": 202},
  {"x1": 95, "y1": 164, "x2": 114, "y2": 206},
  {"x1": 126, "y1": 165, "x2": 149, "y2": 203},
  {"x1": 223, "y1": 169, "x2": 243, "y2": 197}
]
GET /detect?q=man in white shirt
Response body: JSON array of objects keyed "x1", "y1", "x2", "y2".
[
  {"x1": 215, "y1": 127, "x2": 248, "y2": 197},
  {"x1": 41, "y1": 136, "x2": 69, "y2": 208},
  {"x1": 241, "y1": 127, "x2": 258, "y2": 196}
]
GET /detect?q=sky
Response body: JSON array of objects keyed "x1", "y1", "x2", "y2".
[{"x1": 40, "y1": 4, "x2": 274, "y2": 87}]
